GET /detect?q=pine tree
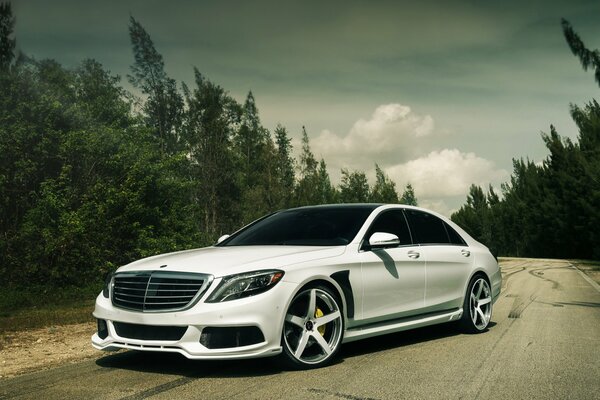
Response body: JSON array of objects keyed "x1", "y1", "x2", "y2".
[
  {"x1": 182, "y1": 68, "x2": 241, "y2": 239},
  {"x1": 339, "y1": 169, "x2": 370, "y2": 203},
  {"x1": 236, "y1": 91, "x2": 263, "y2": 174},
  {"x1": 370, "y1": 164, "x2": 399, "y2": 203},
  {"x1": 562, "y1": 19, "x2": 600, "y2": 87},
  {"x1": 274, "y1": 124, "x2": 295, "y2": 207},
  {"x1": 399, "y1": 183, "x2": 418, "y2": 206},
  {"x1": 295, "y1": 127, "x2": 320, "y2": 205},
  {"x1": 316, "y1": 159, "x2": 337, "y2": 204},
  {"x1": 0, "y1": 2, "x2": 15, "y2": 72},
  {"x1": 128, "y1": 16, "x2": 183, "y2": 154}
]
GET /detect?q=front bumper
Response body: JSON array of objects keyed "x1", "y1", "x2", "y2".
[{"x1": 92, "y1": 280, "x2": 296, "y2": 360}]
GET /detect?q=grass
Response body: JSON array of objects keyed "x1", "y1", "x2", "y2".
[{"x1": 0, "y1": 284, "x2": 101, "y2": 333}]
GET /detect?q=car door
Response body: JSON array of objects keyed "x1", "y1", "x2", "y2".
[
  {"x1": 359, "y1": 209, "x2": 426, "y2": 323},
  {"x1": 404, "y1": 209, "x2": 473, "y2": 311}
]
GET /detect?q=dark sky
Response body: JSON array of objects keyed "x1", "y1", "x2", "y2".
[{"x1": 11, "y1": 0, "x2": 600, "y2": 214}]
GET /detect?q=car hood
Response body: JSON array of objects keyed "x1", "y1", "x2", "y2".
[{"x1": 117, "y1": 245, "x2": 346, "y2": 277}]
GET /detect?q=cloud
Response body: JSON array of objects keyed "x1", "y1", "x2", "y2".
[
  {"x1": 386, "y1": 149, "x2": 508, "y2": 198},
  {"x1": 303, "y1": 103, "x2": 508, "y2": 217},
  {"x1": 311, "y1": 103, "x2": 434, "y2": 171}
]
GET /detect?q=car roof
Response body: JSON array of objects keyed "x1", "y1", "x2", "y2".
[{"x1": 285, "y1": 203, "x2": 383, "y2": 212}]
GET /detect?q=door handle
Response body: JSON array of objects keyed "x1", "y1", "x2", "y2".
[
  {"x1": 461, "y1": 249, "x2": 471, "y2": 257},
  {"x1": 407, "y1": 250, "x2": 420, "y2": 259}
]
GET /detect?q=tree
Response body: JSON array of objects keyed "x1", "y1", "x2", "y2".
[
  {"x1": 128, "y1": 16, "x2": 183, "y2": 154},
  {"x1": 234, "y1": 91, "x2": 281, "y2": 221},
  {"x1": 562, "y1": 19, "x2": 600, "y2": 87},
  {"x1": 452, "y1": 184, "x2": 489, "y2": 245},
  {"x1": 294, "y1": 127, "x2": 320, "y2": 205},
  {"x1": 370, "y1": 164, "x2": 399, "y2": 203},
  {"x1": 236, "y1": 91, "x2": 267, "y2": 178},
  {"x1": 316, "y1": 159, "x2": 337, "y2": 204},
  {"x1": 74, "y1": 59, "x2": 131, "y2": 128},
  {"x1": 0, "y1": 2, "x2": 15, "y2": 72},
  {"x1": 182, "y1": 69, "x2": 241, "y2": 239},
  {"x1": 399, "y1": 183, "x2": 418, "y2": 206},
  {"x1": 339, "y1": 169, "x2": 370, "y2": 203},
  {"x1": 274, "y1": 124, "x2": 295, "y2": 207}
]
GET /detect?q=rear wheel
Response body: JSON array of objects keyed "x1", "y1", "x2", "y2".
[
  {"x1": 280, "y1": 286, "x2": 344, "y2": 369},
  {"x1": 459, "y1": 275, "x2": 492, "y2": 333}
]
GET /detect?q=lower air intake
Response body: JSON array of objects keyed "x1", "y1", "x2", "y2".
[
  {"x1": 113, "y1": 322, "x2": 188, "y2": 341},
  {"x1": 200, "y1": 326, "x2": 265, "y2": 349}
]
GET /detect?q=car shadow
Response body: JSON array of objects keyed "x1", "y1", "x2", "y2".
[
  {"x1": 96, "y1": 321, "x2": 493, "y2": 377},
  {"x1": 95, "y1": 350, "x2": 282, "y2": 378}
]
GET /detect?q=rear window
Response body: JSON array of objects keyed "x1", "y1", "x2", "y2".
[
  {"x1": 444, "y1": 222, "x2": 467, "y2": 245},
  {"x1": 404, "y1": 209, "x2": 450, "y2": 245}
]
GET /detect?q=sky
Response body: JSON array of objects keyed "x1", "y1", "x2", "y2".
[{"x1": 11, "y1": 0, "x2": 600, "y2": 215}]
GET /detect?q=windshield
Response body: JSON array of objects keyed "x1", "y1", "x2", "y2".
[{"x1": 219, "y1": 205, "x2": 378, "y2": 246}]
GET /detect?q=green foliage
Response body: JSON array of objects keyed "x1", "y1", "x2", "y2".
[
  {"x1": 6, "y1": 10, "x2": 598, "y2": 295},
  {"x1": 0, "y1": 2, "x2": 15, "y2": 71},
  {"x1": 182, "y1": 69, "x2": 241, "y2": 239},
  {"x1": 400, "y1": 183, "x2": 418, "y2": 206},
  {"x1": 0, "y1": 54, "x2": 201, "y2": 287},
  {"x1": 452, "y1": 109, "x2": 600, "y2": 259},
  {"x1": 273, "y1": 124, "x2": 296, "y2": 208},
  {"x1": 128, "y1": 16, "x2": 183, "y2": 154},
  {"x1": 234, "y1": 91, "x2": 285, "y2": 223},
  {"x1": 294, "y1": 127, "x2": 322, "y2": 205},
  {"x1": 451, "y1": 19, "x2": 600, "y2": 260},
  {"x1": 370, "y1": 164, "x2": 399, "y2": 203},
  {"x1": 562, "y1": 19, "x2": 600, "y2": 87},
  {"x1": 339, "y1": 169, "x2": 370, "y2": 203}
]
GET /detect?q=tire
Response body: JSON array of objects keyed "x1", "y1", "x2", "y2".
[
  {"x1": 459, "y1": 275, "x2": 493, "y2": 333},
  {"x1": 280, "y1": 285, "x2": 344, "y2": 369}
]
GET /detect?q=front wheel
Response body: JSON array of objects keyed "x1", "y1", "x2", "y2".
[
  {"x1": 280, "y1": 286, "x2": 344, "y2": 369},
  {"x1": 459, "y1": 276, "x2": 492, "y2": 333}
]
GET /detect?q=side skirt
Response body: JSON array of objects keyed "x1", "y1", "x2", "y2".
[{"x1": 342, "y1": 308, "x2": 463, "y2": 343}]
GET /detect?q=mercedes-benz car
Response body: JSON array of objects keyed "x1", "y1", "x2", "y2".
[{"x1": 92, "y1": 204, "x2": 501, "y2": 369}]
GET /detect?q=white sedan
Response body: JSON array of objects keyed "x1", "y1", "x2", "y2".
[{"x1": 92, "y1": 204, "x2": 501, "y2": 369}]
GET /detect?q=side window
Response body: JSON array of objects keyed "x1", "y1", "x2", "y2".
[
  {"x1": 364, "y1": 210, "x2": 413, "y2": 247},
  {"x1": 404, "y1": 209, "x2": 450, "y2": 245},
  {"x1": 444, "y1": 222, "x2": 467, "y2": 246}
]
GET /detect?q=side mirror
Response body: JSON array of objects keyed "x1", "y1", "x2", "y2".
[
  {"x1": 216, "y1": 234, "x2": 230, "y2": 244},
  {"x1": 368, "y1": 232, "x2": 400, "y2": 249}
]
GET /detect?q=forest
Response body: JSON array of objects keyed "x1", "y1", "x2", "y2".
[
  {"x1": 0, "y1": 3, "x2": 598, "y2": 292},
  {"x1": 451, "y1": 20, "x2": 600, "y2": 261}
]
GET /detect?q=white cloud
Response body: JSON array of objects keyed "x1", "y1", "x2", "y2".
[
  {"x1": 299, "y1": 103, "x2": 509, "y2": 217},
  {"x1": 311, "y1": 103, "x2": 434, "y2": 171},
  {"x1": 386, "y1": 149, "x2": 508, "y2": 198}
]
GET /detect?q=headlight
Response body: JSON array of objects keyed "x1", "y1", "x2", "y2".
[
  {"x1": 102, "y1": 272, "x2": 114, "y2": 298},
  {"x1": 206, "y1": 270, "x2": 284, "y2": 303}
]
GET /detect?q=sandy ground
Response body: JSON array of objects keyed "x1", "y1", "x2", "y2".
[{"x1": 0, "y1": 322, "x2": 102, "y2": 379}]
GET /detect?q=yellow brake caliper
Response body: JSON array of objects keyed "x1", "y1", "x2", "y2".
[{"x1": 315, "y1": 308, "x2": 326, "y2": 336}]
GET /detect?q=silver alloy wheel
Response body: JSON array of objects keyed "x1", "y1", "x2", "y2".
[
  {"x1": 283, "y1": 288, "x2": 343, "y2": 365},
  {"x1": 470, "y1": 278, "x2": 492, "y2": 330}
]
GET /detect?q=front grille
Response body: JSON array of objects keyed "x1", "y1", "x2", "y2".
[
  {"x1": 113, "y1": 322, "x2": 187, "y2": 341},
  {"x1": 112, "y1": 271, "x2": 212, "y2": 312}
]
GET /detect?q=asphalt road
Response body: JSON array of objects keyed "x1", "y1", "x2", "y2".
[{"x1": 1, "y1": 258, "x2": 599, "y2": 400}]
